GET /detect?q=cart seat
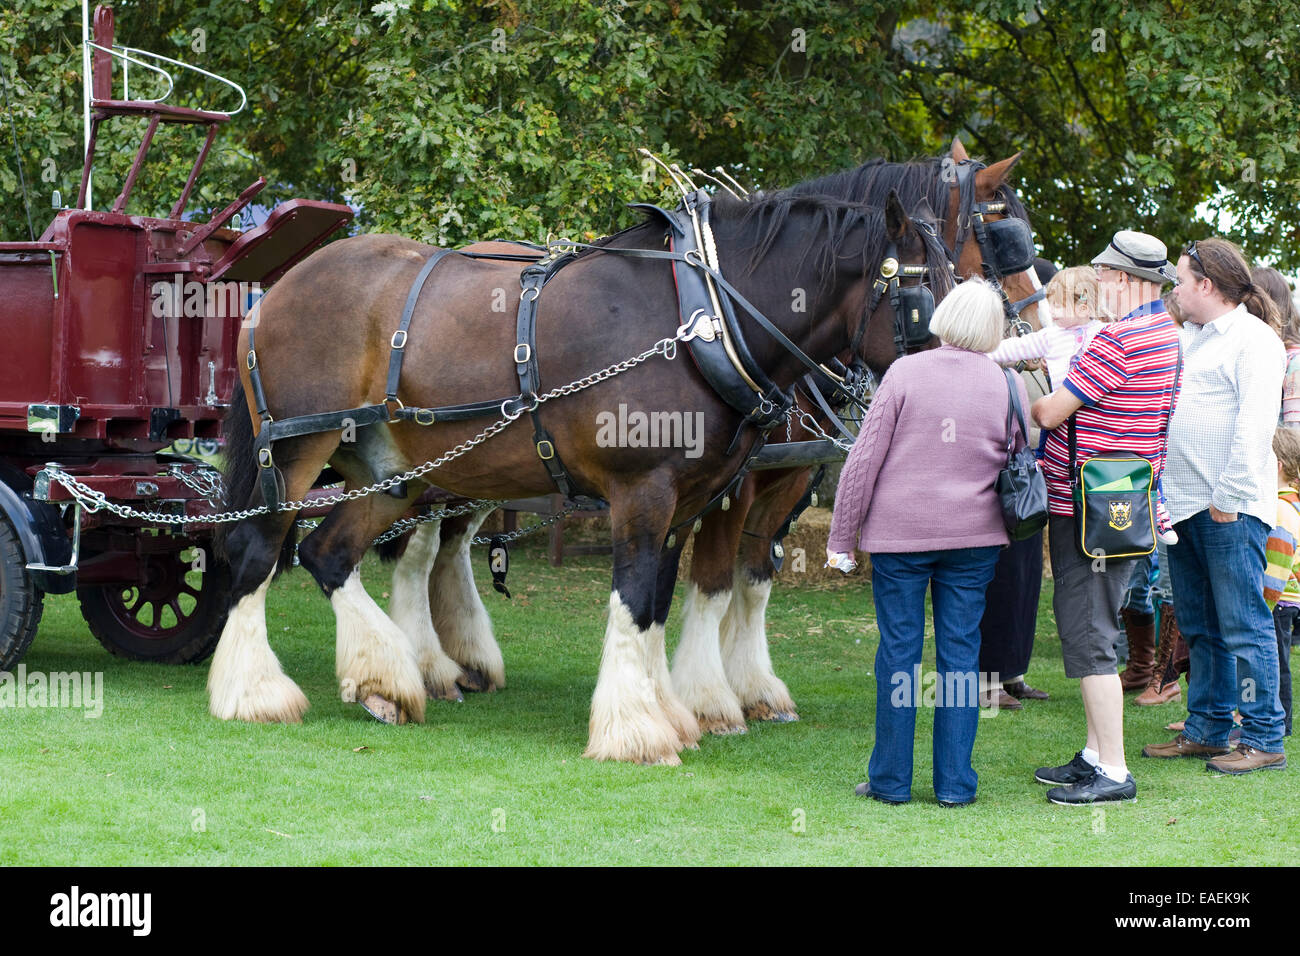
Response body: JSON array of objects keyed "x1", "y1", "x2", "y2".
[{"x1": 208, "y1": 199, "x2": 353, "y2": 285}]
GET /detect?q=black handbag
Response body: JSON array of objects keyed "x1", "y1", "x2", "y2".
[{"x1": 996, "y1": 368, "x2": 1049, "y2": 540}]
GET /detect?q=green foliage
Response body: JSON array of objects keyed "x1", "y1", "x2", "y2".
[{"x1": 4, "y1": 1, "x2": 1300, "y2": 266}]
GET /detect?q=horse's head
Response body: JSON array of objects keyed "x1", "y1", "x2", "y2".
[
  {"x1": 945, "y1": 137, "x2": 1052, "y2": 333},
  {"x1": 844, "y1": 191, "x2": 956, "y2": 380}
]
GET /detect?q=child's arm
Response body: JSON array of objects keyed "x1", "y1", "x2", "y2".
[
  {"x1": 986, "y1": 327, "x2": 1049, "y2": 366},
  {"x1": 1263, "y1": 513, "x2": 1298, "y2": 608}
]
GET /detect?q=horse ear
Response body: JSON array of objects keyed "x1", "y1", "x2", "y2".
[
  {"x1": 911, "y1": 196, "x2": 938, "y2": 223},
  {"x1": 951, "y1": 137, "x2": 970, "y2": 163},
  {"x1": 978, "y1": 151, "x2": 1023, "y2": 187},
  {"x1": 885, "y1": 190, "x2": 908, "y2": 241}
]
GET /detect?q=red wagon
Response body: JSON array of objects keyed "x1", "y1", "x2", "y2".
[{"x1": 0, "y1": 5, "x2": 352, "y2": 669}]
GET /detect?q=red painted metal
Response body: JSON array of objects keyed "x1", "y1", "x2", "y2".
[{"x1": 0, "y1": 2, "x2": 353, "y2": 600}]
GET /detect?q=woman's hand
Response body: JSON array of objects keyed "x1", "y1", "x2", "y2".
[{"x1": 825, "y1": 549, "x2": 858, "y2": 573}]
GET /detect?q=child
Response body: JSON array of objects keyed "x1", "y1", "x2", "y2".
[
  {"x1": 987, "y1": 265, "x2": 1108, "y2": 390},
  {"x1": 1263, "y1": 427, "x2": 1300, "y2": 736},
  {"x1": 987, "y1": 265, "x2": 1177, "y2": 543}
]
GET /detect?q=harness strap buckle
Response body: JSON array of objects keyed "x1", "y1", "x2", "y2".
[
  {"x1": 246, "y1": 349, "x2": 257, "y2": 371},
  {"x1": 536, "y1": 439, "x2": 555, "y2": 461},
  {"x1": 391, "y1": 330, "x2": 408, "y2": 350},
  {"x1": 257, "y1": 447, "x2": 274, "y2": 469},
  {"x1": 514, "y1": 343, "x2": 531, "y2": 364},
  {"x1": 414, "y1": 407, "x2": 436, "y2": 426}
]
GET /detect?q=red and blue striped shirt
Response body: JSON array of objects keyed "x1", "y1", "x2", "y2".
[{"x1": 1040, "y1": 301, "x2": 1182, "y2": 516}]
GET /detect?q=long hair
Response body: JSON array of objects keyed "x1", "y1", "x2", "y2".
[
  {"x1": 1188, "y1": 238, "x2": 1280, "y2": 331},
  {"x1": 1252, "y1": 266, "x2": 1299, "y2": 344}
]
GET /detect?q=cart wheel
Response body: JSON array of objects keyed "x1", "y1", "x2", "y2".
[
  {"x1": 77, "y1": 549, "x2": 231, "y2": 664},
  {"x1": 0, "y1": 511, "x2": 44, "y2": 671}
]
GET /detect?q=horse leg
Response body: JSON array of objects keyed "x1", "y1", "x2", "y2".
[
  {"x1": 648, "y1": 540, "x2": 703, "y2": 749},
  {"x1": 208, "y1": 434, "x2": 337, "y2": 723},
  {"x1": 721, "y1": 470, "x2": 808, "y2": 723},
  {"x1": 670, "y1": 485, "x2": 753, "y2": 735},
  {"x1": 387, "y1": 520, "x2": 467, "y2": 702},
  {"x1": 584, "y1": 486, "x2": 689, "y2": 764},
  {"x1": 297, "y1": 492, "x2": 429, "y2": 725},
  {"x1": 430, "y1": 508, "x2": 505, "y2": 692}
]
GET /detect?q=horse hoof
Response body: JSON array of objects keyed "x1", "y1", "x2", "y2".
[
  {"x1": 455, "y1": 668, "x2": 496, "y2": 694},
  {"x1": 426, "y1": 683, "x2": 465, "y2": 703},
  {"x1": 361, "y1": 693, "x2": 406, "y2": 725},
  {"x1": 698, "y1": 716, "x2": 749, "y2": 736},
  {"x1": 744, "y1": 703, "x2": 799, "y2": 723}
]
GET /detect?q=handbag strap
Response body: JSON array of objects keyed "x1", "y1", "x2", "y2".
[{"x1": 1002, "y1": 368, "x2": 1029, "y2": 465}]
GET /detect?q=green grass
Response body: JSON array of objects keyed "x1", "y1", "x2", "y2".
[{"x1": 2, "y1": 542, "x2": 1296, "y2": 865}]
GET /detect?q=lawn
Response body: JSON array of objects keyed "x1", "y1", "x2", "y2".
[{"x1": 1, "y1": 535, "x2": 1295, "y2": 866}]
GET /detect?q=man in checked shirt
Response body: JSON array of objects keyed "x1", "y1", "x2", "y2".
[{"x1": 1141, "y1": 238, "x2": 1289, "y2": 774}]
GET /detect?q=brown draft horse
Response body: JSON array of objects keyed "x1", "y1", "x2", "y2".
[
  {"x1": 400, "y1": 139, "x2": 1051, "y2": 735},
  {"x1": 211, "y1": 173, "x2": 951, "y2": 764}
]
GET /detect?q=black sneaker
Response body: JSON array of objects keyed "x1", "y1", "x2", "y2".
[
  {"x1": 853, "y1": 781, "x2": 908, "y2": 805},
  {"x1": 1034, "y1": 751, "x2": 1096, "y2": 786},
  {"x1": 1046, "y1": 767, "x2": 1137, "y2": 805}
]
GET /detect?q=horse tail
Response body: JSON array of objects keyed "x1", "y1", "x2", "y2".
[{"x1": 214, "y1": 386, "x2": 299, "y2": 576}]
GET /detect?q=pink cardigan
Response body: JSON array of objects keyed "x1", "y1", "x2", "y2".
[{"x1": 827, "y1": 346, "x2": 1027, "y2": 554}]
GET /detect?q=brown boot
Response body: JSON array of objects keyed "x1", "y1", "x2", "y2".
[
  {"x1": 1119, "y1": 607, "x2": 1156, "y2": 691},
  {"x1": 1135, "y1": 603, "x2": 1182, "y2": 706}
]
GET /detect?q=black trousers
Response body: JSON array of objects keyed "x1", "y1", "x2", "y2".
[{"x1": 978, "y1": 530, "x2": 1043, "y2": 681}]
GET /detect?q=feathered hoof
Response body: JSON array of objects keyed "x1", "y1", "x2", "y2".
[
  {"x1": 455, "y1": 668, "x2": 498, "y2": 694},
  {"x1": 698, "y1": 713, "x2": 749, "y2": 735},
  {"x1": 209, "y1": 672, "x2": 309, "y2": 724},
  {"x1": 583, "y1": 719, "x2": 684, "y2": 765},
  {"x1": 351, "y1": 676, "x2": 426, "y2": 724},
  {"x1": 744, "y1": 702, "x2": 800, "y2": 723},
  {"x1": 361, "y1": 693, "x2": 406, "y2": 725}
]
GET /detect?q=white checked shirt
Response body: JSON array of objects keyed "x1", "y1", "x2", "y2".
[{"x1": 1165, "y1": 303, "x2": 1286, "y2": 526}]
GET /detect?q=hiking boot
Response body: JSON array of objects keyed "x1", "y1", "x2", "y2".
[
  {"x1": 1141, "y1": 733, "x2": 1232, "y2": 759},
  {"x1": 1136, "y1": 603, "x2": 1183, "y2": 706},
  {"x1": 1205, "y1": 744, "x2": 1287, "y2": 775},
  {"x1": 1119, "y1": 608, "x2": 1156, "y2": 691},
  {"x1": 1046, "y1": 766, "x2": 1137, "y2": 805}
]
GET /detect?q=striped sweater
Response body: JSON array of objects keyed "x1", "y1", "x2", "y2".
[
  {"x1": 1264, "y1": 488, "x2": 1300, "y2": 608},
  {"x1": 1039, "y1": 306, "x2": 1181, "y2": 517}
]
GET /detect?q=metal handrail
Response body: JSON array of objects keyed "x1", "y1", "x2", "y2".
[{"x1": 84, "y1": 41, "x2": 247, "y2": 117}]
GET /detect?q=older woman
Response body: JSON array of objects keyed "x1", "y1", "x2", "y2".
[{"x1": 827, "y1": 278, "x2": 1027, "y2": 807}]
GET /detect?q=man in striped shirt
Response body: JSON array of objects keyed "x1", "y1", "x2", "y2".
[
  {"x1": 1142, "y1": 238, "x2": 1288, "y2": 773},
  {"x1": 1029, "y1": 230, "x2": 1182, "y2": 805}
]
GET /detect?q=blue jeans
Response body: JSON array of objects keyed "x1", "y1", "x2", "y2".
[
  {"x1": 1121, "y1": 540, "x2": 1172, "y2": 617},
  {"x1": 868, "y1": 546, "x2": 1001, "y2": 803},
  {"x1": 1166, "y1": 511, "x2": 1286, "y2": 753}
]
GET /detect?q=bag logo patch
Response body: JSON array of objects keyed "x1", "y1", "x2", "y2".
[{"x1": 1108, "y1": 500, "x2": 1132, "y2": 531}]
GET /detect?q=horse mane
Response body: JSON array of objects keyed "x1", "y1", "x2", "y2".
[{"x1": 780, "y1": 156, "x2": 1033, "y2": 234}]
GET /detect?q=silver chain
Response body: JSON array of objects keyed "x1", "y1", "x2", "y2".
[
  {"x1": 38, "y1": 326, "x2": 691, "y2": 530},
  {"x1": 171, "y1": 465, "x2": 225, "y2": 501}
]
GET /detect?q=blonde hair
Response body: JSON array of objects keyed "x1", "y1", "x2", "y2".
[
  {"x1": 928, "y1": 277, "x2": 1004, "y2": 353},
  {"x1": 1046, "y1": 265, "x2": 1115, "y2": 321},
  {"x1": 1275, "y1": 426, "x2": 1300, "y2": 485}
]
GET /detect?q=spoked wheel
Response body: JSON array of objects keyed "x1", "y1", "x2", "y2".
[
  {"x1": 0, "y1": 511, "x2": 44, "y2": 671},
  {"x1": 78, "y1": 548, "x2": 231, "y2": 664}
]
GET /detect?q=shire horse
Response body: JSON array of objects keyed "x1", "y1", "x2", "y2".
[
  {"x1": 211, "y1": 169, "x2": 950, "y2": 764},
  {"x1": 396, "y1": 138, "x2": 1051, "y2": 734}
]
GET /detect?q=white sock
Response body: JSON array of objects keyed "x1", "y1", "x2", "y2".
[
  {"x1": 1080, "y1": 747, "x2": 1100, "y2": 766},
  {"x1": 1098, "y1": 761, "x2": 1129, "y2": 782}
]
